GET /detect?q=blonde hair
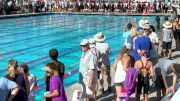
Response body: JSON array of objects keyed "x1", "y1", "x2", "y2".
[{"x1": 130, "y1": 25, "x2": 137, "y2": 36}]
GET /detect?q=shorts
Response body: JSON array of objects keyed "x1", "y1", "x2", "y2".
[
  {"x1": 81, "y1": 84, "x2": 95, "y2": 98},
  {"x1": 162, "y1": 41, "x2": 172, "y2": 50},
  {"x1": 137, "y1": 75, "x2": 149, "y2": 94},
  {"x1": 155, "y1": 76, "x2": 165, "y2": 90}
]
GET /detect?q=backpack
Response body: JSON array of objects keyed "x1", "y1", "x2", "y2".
[{"x1": 120, "y1": 67, "x2": 138, "y2": 100}]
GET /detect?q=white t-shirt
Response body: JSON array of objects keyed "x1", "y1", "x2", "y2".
[
  {"x1": 95, "y1": 42, "x2": 111, "y2": 67},
  {"x1": 158, "y1": 59, "x2": 174, "y2": 76}
]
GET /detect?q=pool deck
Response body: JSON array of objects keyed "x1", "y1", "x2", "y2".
[
  {"x1": 0, "y1": 12, "x2": 176, "y2": 19},
  {"x1": 65, "y1": 43, "x2": 180, "y2": 101}
]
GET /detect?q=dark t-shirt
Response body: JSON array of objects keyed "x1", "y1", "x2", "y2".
[{"x1": 5, "y1": 73, "x2": 28, "y2": 101}]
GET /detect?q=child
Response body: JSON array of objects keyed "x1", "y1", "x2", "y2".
[
  {"x1": 43, "y1": 62, "x2": 67, "y2": 101},
  {"x1": 20, "y1": 65, "x2": 37, "y2": 101}
]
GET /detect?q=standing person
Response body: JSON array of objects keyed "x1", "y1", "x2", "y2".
[
  {"x1": 162, "y1": 21, "x2": 173, "y2": 58},
  {"x1": 79, "y1": 39, "x2": 97, "y2": 101},
  {"x1": 89, "y1": 38, "x2": 100, "y2": 98},
  {"x1": 134, "y1": 51, "x2": 154, "y2": 101},
  {"x1": 0, "y1": 77, "x2": 19, "y2": 101},
  {"x1": 154, "y1": 58, "x2": 177, "y2": 100},
  {"x1": 43, "y1": 62, "x2": 67, "y2": 101},
  {"x1": 20, "y1": 65, "x2": 37, "y2": 101},
  {"x1": 134, "y1": 24, "x2": 152, "y2": 58},
  {"x1": 45, "y1": 48, "x2": 65, "y2": 101},
  {"x1": 148, "y1": 25, "x2": 159, "y2": 65},
  {"x1": 94, "y1": 32, "x2": 111, "y2": 93},
  {"x1": 156, "y1": 16, "x2": 160, "y2": 30},
  {"x1": 5, "y1": 59, "x2": 29, "y2": 101},
  {"x1": 113, "y1": 44, "x2": 132, "y2": 101},
  {"x1": 122, "y1": 23, "x2": 133, "y2": 38}
]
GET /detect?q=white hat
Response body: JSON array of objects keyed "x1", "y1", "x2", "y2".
[
  {"x1": 142, "y1": 24, "x2": 150, "y2": 29},
  {"x1": 89, "y1": 38, "x2": 95, "y2": 48},
  {"x1": 163, "y1": 21, "x2": 172, "y2": 29},
  {"x1": 125, "y1": 43, "x2": 131, "y2": 49},
  {"x1": 94, "y1": 32, "x2": 106, "y2": 42},
  {"x1": 139, "y1": 19, "x2": 145, "y2": 27},
  {"x1": 80, "y1": 39, "x2": 89, "y2": 46},
  {"x1": 144, "y1": 19, "x2": 149, "y2": 24}
]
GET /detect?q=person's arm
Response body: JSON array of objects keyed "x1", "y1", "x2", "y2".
[
  {"x1": 23, "y1": 74, "x2": 30, "y2": 96},
  {"x1": 149, "y1": 61, "x2": 155, "y2": 77},
  {"x1": 44, "y1": 89, "x2": 59, "y2": 98},
  {"x1": 122, "y1": 55, "x2": 131, "y2": 71},
  {"x1": 8, "y1": 84, "x2": 19, "y2": 101},
  {"x1": 170, "y1": 64, "x2": 177, "y2": 94},
  {"x1": 88, "y1": 69, "x2": 95, "y2": 90},
  {"x1": 162, "y1": 75, "x2": 169, "y2": 94}
]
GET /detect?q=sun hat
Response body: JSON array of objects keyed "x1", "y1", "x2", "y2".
[
  {"x1": 139, "y1": 19, "x2": 145, "y2": 27},
  {"x1": 125, "y1": 43, "x2": 132, "y2": 49},
  {"x1": 94, "y1": 32, "x2": 106, "y2": 42},
  {"x1": 80, "y1": 39, "x2": 89, "y2": 46},
  {"x1": 163, "y1": 21, "x2": 172, "y2": 28},
  {"x1": 88, "y1": 38, "x2": 95, "y2": 48},
  {"x1": 144, "y1": 19, "x2": 149, "y2": 24},
  {"x1": 142, "y1": 24, "x2": 150, "y2": 29}
]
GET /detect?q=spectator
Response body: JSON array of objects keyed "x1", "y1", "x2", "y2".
[
  {"x1": 5, "y1": 59, "x2": 29, "y2": 101},
  {"x1": 94, "y1": 32, "x2": 111, "y2": 93},
  {"x1": 123, "y1": 23, "x2": 133, "y2": 38},
  {"x1": 20, "y1": 65, "x2": 37, "y2": 101},
  {"x1": 134, "y1": 23, "x2": 152, "y2": 58},
  {"x1": 113, "y1": 43, "x2": 132, "y2": 101},
  {"x1": 162, "y1": 21, "x2": 173, "y2": 58},
  {"x1": 45, "y1": 48, "x2": 65, "y2": 101},
  {"x1": 43, "y1": 62, "x2": 67, "y2": 101},
  {"x1": 154, "y1": 58, "x2": 177, "y2": 100},
  {"x1": 79, "y1": 39, "x2": 97, "y2": 101},
  {"x1": 0, "y1": 77, "x2": 19, "y2": 101}
]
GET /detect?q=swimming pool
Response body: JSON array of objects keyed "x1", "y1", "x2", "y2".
[{"x1": 0, "y1": 14, "x2": 162, "y2": 100}]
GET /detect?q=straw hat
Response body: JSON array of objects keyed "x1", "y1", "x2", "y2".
[
  {"x1": 142, "y1": 24, "x2": 150, "y2": 29},
  {"x1": 163, "y1": 21, "x2": 172, "y2": 28},
  {"x1": 94, "y1": 32, "x2": 106, "y2": 42},
  {"x1": 139, "y1": 19, "x2": 145, "y2": 27},
  {"x1": 80, "y1": 39, "x2": 89, "y2": 46}
]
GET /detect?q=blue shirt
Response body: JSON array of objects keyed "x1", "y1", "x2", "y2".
[
  {"x1": 129, "y1": 50, "x2": 141, "y2": 61},
  {"x1": 134, "y1": 35, "x2": 152, "y2": 58},
  {"x1": 0, "y1": 77, "x2": 16, "y2": 101}
]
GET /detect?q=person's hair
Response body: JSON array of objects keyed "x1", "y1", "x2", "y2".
[
  {"x1": 8, "y1": 59, "x2": 18, "y2": 69},
  {"x1": 49, "y1": 48, "x2": 58, "y2": 60},
  {"x1": 117, "y1": 46, "x2": 131, "y2": 61},
  {"x1": 149, "y1": 25, "x2": 155, "y2": 32},
  {"x1": 46, "y1": 62, "x2": 58, "y2": 71},
  {"x1": 20, "y1": 65, "x2": 29, "y2": 74},
  {"x1": 127, "y1": 23, "x2": 133, "y2": 30}
]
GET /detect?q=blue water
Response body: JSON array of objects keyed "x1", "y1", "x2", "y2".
[{"x1": 0, "y1": 14, "x2": 161, "y2": 100}]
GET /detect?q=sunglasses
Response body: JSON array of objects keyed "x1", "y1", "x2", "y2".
[
  {"x1": 143, "y1": 29, "x2": 149, "y2": 30},
  {"x1": 80, "y1": 45, "x2": 87, "y2": 47}
]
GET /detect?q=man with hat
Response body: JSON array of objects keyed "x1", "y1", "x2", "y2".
[
  {"x1": 162, "y1": 21, "x2": 173, "y2": 58},
  {"x1": 79, "y1": 39, "x2": 97, "y2": 101},
  {"x1": 94, "y1": 32, "x2": 111, "y2": 93}
]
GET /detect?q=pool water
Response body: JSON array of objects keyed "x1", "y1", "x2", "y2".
[{"x1": 0, "y1": 14, "x2": 162, "y2": 100}]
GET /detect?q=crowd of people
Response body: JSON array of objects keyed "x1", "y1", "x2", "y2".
[
  {"x1": 77, "y1": 16, "x2": 180, "y2": 101},
  {"x1": 0, "y1": 15, "x2": 180, "y2": 101},
  {"x1": 0, "y1": 1, "x2": 179, "y2": 15}
]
